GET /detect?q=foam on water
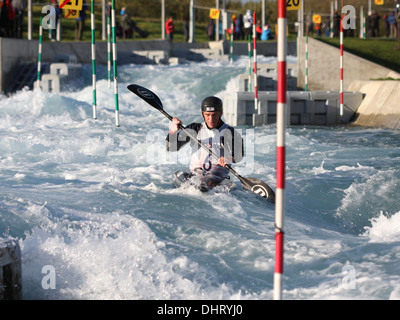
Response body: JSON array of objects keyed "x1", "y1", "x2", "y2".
[
  {"x1": 1, "y1": 56, "x2": 400, "y2": 300},
  {"x1": 364, "y1": 211, "x2": 400, "y2": 243}
]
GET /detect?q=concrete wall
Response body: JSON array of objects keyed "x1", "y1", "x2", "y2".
[
  {"x1": 349, "y1": 80, "x2": 400, "y2": 129},
  {"x1": 0, "y1": 38, "x2": 38, "y2": 93},
  {"x1": 297, "y1": 37, "x2": 400, "y2": 91},
  {"x1": 40, "y1": 39, "x2": 297, "y2": 65},
  {"x1": 1, "y1": 38, "x2": 295, "y2": 93},
  {"x1": 42, "y1": 39, "x2": 174, "y2": 65},
  {"x1": 212, "y1": 40, "x2": 297, "y2": 57}
]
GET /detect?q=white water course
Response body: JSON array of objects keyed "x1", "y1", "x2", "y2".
[{"x1": 1, "y1": 56, "x2": 400, "y2": 299}]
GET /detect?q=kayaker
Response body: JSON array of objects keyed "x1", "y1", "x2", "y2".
[{"x1": 166, "y1": 96, "x2": 244, "y2": 191}]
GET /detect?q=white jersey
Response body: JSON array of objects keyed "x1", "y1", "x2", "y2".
[
  {"x1": 166, "y1": 120, "x2": 243, "y2": 178},
  {"x1": 189, "y1": 122, "x2": 230, "y2": 176}
]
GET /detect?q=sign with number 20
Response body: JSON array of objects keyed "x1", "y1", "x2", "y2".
[{"x1": 286, "y1": 0, "x2": 301, "y2": 11}]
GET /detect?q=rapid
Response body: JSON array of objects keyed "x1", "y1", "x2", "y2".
[{"x1": 1, "y1": 56, "x2": 400, "y2": 300}]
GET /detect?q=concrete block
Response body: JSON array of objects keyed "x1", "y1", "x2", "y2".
[
  {"x1": 223, "y1": 90, "x2": 363, "y2": 127},
  {"x1": 132, "y1": 50, "x2": 169, "y2": 64},
  {"x1": 50, "y1": 63, "x2": 82, "y2": 78},
  {"x1": 314, "y1": 99, "x2": 329, "y2": 114},
  {"x1": 350, "y1": 80, "x2": 400, "y2": 129},
  {"x1": 36, "y1": 60, "x2": 82, "y2": 93},
  {"x1": 168, "y1": 57, "x2": 185, "y2": 65},
  {"x1": 239, "y1": 73, "x2": 297, "y2": 93},
  {"x1": 53, "y1": 54, "x2": 78, "y2": 64},
  {"x1": 50, "y1": 63, "x2": 69, "y2": 75},
  {"x1": 37, "y1": 74, "x2": 62, "y2": 93}
]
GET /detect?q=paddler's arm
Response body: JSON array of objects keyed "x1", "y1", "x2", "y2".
[
  {"x1": 170, "y1": 117, "x2": 182, "y2": 135},
  {"x1": 221, "y1": 127, "x2": 244, "y2": 164},
  {"x1": 166, "y1": 118, "x2": 191, "y2": 152}
]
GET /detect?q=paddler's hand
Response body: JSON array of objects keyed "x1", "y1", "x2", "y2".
[
  {"x1": 216, "y1": 156, "x2": 233, "y2": 167},
  {"x1": 169, "y1": 117, "x2": 182, "y2": 134}
]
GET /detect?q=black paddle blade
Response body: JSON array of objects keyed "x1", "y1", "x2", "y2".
[
  {"x1": 239, "y1": 176, "x2": 275, "y2": 203},
  {"x1": 127, "y1": 84, "x2": 163, "y2": 110}
]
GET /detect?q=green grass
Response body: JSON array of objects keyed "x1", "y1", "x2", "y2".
[{"x1": 317, "y1": 37, "x2": 400, "y2": 74}]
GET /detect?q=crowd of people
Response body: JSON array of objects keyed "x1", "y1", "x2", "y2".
[
  {"x1": 205, "y1": 9, "x2": 274, "y2": 42},
  {"x1": 0, "y1": 0, "x2": 26, "y2": 38},
  {"x1": 366, "y1": 10, "x2": 400, "y2": 39},
  {"x1": 1, "y1": 1, "x2": 399, "y2": 50},
  {"x1": 305, "y1": 8, "x2": 400, "y2": 42}
]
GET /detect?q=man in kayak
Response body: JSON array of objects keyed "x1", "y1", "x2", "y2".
[{"x1": 166, "y1": 96, "x2": 244, "y2": 191}]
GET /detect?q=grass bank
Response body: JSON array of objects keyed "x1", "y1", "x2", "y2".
[{"x1": 317, "y1": 37, "x2": 400, "y2": 73}]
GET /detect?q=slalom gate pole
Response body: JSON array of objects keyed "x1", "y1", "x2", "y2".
[
  {"x1": 107, "y1": 14, "x2": 111, "y2": 88},
  {"x1": 253, "y1": 11, "x2": 258, "y2": 112},
  {"x1": 340, "y1": 4, "x2": 344, "y2": 117},
  {"x1": 305, "y1": 35, "x2": 308, "y2": 91},
  {"x1": 37, "y1": 17, "x2": 43, "y2": 89},
  {"x1": 248, "y1": 34, "x2": 252, "y2": 91},
  {"x1": 111, "y1": 0, "x2": 120, "y2": 127},
  {"x1": 363, "y1": 11, "x2": 366, "y2": 39},
  {"x1": 274, "y1": 0, "x2": 287, "y2": 301},
  {"x1": 360, "y1": 6, "x2": 365, "y2": 39},
  {"x1": 330, "y1": 1, "x2": 334, "y2": 38},
  {"x1": 91, "y1": 0, "x2": 97, "y2": 119},
  {"x1": 230, "y1": 20, "x2": 234, "y2": 64}
]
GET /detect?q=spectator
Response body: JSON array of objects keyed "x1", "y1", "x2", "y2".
[
  {"x1": 315, "y1": 22, "x2": 321, "y2": 37},
  {"x1": 396, "y1": 3, "x2": 400, "y2": 50},
  {"x1": 235, "y1": 14, "x2": 243, "y2": 40},
  {"x1": 183, "y1": 16, "x2": 189, "y2": 42},
  {"x1": 75, "y1": 1, "x2": 87, "y2": 41},
  {"x1": 120, "y1": 6, "x2": 136, "y2": 39},
  {"x1": 368, "y1": 10, "x2": 380, "y2": 37},
  {"x1": 0, "y1": 0, "x2": 10, "y2": 37},
  {"x1": 383, "y1": 14, "x2": 390, "y2": 38},
  {"x1": 333, "y1": 10, "x2": 341, "y2": 37},
  {"x1": 1, "y1": 0, "x2": 16, "y2": 37},
  {"x1": 323, "y1": 16, "x2": 331, "y2": 37},
  {"x1": 255, "y1": 19, "x2": 262, "y2": 40},
  {"x1": 243, "y1": 9, "x2": 252, "y2": 40},
  {"x1": 13, "y1": 0, "x2": 26, "y2": 38},
  {"x1": 388, "y1": 11, "x2": 397, "y2": 39},
  {"x1": 165, "y1": 16, "x2": 174, "y2": 41},
  {"x1": 306, "y1": 11, "x2": 313, "y2": 36},
  {"x1": 49, "y1": 0, "x2": 60, "y2": 42},
  {"x1": 260, "y1": 25, "x2": 273, "y2": 41},
  {"x1": 206, "y1": 19, "x2": 215, "y2": 41}
]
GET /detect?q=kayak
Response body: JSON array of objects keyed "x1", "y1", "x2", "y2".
[{"x1": 173, "y1": 170, "x2": 236, "y2": 193}]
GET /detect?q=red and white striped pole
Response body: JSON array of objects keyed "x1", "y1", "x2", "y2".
[
  {"x1": 340, "y1": 4, "x2": 344, "y2": 117},
  {"x1": 274, "y1": 0, "x2": 287, "y2": 301},
  {"x1": 253, "y1": 11, "x2": 258, "y2": 112}
]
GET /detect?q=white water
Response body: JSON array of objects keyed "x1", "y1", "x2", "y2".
[{"x1": 1, "y1": 56, "x2": 400, "y2": 300}]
